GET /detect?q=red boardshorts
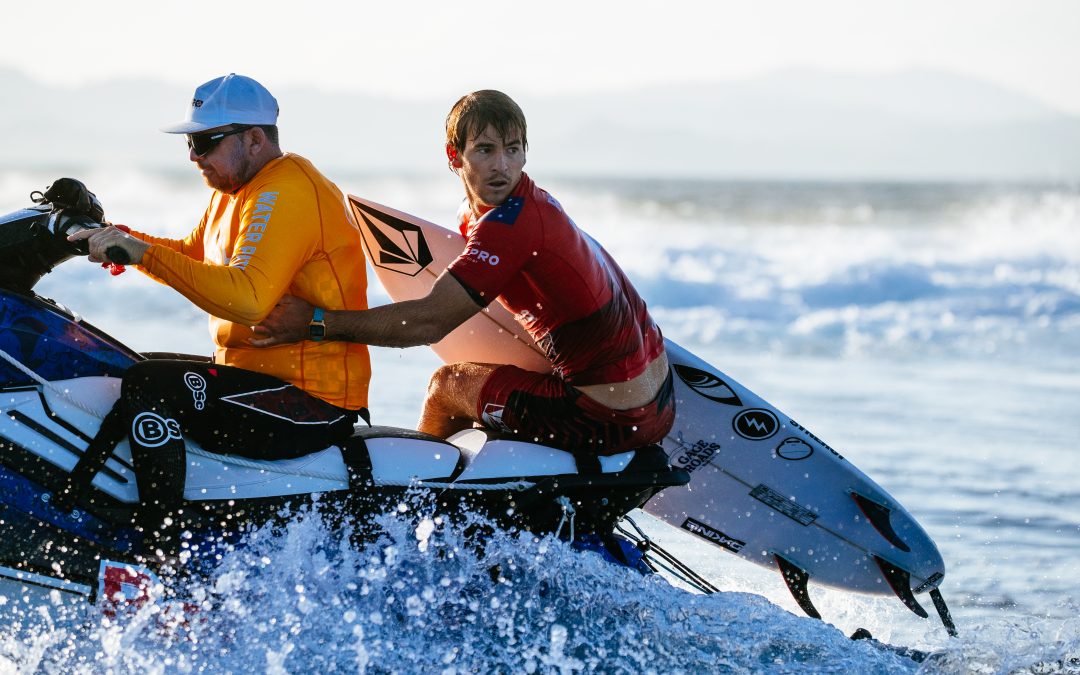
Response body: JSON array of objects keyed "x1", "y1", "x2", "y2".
[{"x1": 476, "y1": 364, "x2": 675, "y2": 456}]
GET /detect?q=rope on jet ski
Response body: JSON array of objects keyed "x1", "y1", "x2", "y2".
[
  {"x1": 618, "y1": 516, "x2": 720, "y2": 595},
  {"x1": 411, "y1": 479, "x2": 535, "y2": 491},
  {"x1": 0, "y1": 347, "x2": 107, "y2": 420}
]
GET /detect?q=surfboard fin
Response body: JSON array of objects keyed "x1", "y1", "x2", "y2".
[
  {"x1": 851, "y1": 492, "x2": 911, "y2": 553},
  {"x1": 774, "y1": 554, "x2": 822, "y2": 619},
  {"x1": 873, "y1": 555, "x2": 928, "y2": 618},
  {"x1": 929, "y1": 588, "x2": 959, "y2": 637}
]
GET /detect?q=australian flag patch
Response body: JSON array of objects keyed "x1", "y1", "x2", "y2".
[{"x1": 483, "y1": 196, "x2": 525, "y2": 225}]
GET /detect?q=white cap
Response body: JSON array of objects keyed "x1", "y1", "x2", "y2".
[{"x1": 161, "y1": 73, "x2": 279, "y2": 134}]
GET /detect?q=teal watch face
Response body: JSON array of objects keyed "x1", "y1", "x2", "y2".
[{"x1": 309, "y1": 307, "x2": 326, "y2": 341}]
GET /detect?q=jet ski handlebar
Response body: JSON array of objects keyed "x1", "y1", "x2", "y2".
[
  {"x1": 57, "y1": 213, "x2": 102, "y2": 256},
  {"x1": 0, "y1": 178, "x2": 110, "y2": 292},
  {"x1": 30, "y1": 178, "x2": 128, "y2": 265}
]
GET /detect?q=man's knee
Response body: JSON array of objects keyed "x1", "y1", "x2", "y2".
[
  {"x1": 424, "y1": 363, "x2": 492, "y2": 417},
  {"x1": 426, "y1": 363, "x2": 460, "y2": 397}
]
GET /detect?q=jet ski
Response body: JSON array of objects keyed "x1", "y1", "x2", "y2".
[{"x1": 0, "y1": 180, "x2": 690, "y2": 608}]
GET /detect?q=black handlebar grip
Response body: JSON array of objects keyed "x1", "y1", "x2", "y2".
[
  {"x1": 105, "y1": 246, "x2": 131, "y2": 265},
  {"x1": 69, "y1": 238, "x2": 90, "y2": 257}
]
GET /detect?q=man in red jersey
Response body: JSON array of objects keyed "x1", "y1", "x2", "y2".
[{"x1": 253, "y1": 90, "x2": 673, "y2": 460}]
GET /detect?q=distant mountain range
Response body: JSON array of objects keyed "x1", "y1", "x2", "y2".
[{"x1": 2, "y1": 67, "x2": 1078, "y2": 181}]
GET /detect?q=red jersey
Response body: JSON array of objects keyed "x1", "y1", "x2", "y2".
[{"x1": 446, "y1": 173, "x2": 663, "y2": 386}]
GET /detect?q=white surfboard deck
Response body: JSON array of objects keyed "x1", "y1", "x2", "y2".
[{"x1": 349, "y1": 195, "x2": 946, "y2": 600}]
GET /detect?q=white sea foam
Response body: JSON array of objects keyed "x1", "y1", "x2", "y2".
[{"x1": 0, "y1": 506, "x2": 936, "y2": 674}]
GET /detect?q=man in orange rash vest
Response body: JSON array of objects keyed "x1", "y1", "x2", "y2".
[{"x1": 68, "y1": 74, "x2": 370, "y2": 546}]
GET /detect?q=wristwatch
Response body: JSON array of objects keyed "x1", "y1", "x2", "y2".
[{"x1": 309, "y1": 307, "x2": 326, "y2": 341}]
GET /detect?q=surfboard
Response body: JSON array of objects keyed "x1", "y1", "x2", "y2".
[{"x1": 348, "y1": 194, "x2": 953, "y2": 628}]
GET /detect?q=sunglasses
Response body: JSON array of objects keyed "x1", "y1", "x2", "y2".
[{"x1": 186, "y1": 126, "x2": 251, "y2": 157}]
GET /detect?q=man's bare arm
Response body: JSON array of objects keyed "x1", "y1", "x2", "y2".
[{"x1": 250, "y1": 271, "x2": 482, "y2": 348}]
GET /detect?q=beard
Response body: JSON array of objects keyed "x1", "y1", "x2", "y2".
[{"x1": 202, "y1": 143, "x2": 259, "y2": 194}]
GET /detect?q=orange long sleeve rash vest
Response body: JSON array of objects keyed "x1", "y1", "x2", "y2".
[{"x1": 132, "y1": 153, "x2": 370, "y2": 410}]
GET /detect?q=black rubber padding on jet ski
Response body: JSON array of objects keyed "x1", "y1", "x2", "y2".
[{"x1": 340, "y1": 436, "x2": 374, "y2": 489}]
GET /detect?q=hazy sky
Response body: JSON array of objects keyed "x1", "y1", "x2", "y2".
[{"x1": 4, "y1": 0, "x2": 1079, "y2": 113}]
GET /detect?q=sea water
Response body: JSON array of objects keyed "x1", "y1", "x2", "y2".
[{"x1": 0, "y1": 168, "x2": 1077, "y2": 673}]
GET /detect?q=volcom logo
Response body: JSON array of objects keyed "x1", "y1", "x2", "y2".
[
  {"x1": 673, "y1": 364, "x2": 743, "y2": 406},
  {"x1": 467, "y1": 248, "x2": 500, "y2": 265},
  {"x1": 351, "y1": 200, "x2": 433, "y2": 277},
  {"x1": 733, "y1": 409, "x2": 779, "y2": 440},
  {"x1": 192, "y1": 98, "x2": 204, "y2": 108},
  {"x1": 184, "y1": 372, "x2": 207, "y2": 410},
  {"x1": 131, "y1": 412, "x2": 181, "y2": 448},
  {"x1": 481, "y1": 403, "x2": 510, "y2": 432}
]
